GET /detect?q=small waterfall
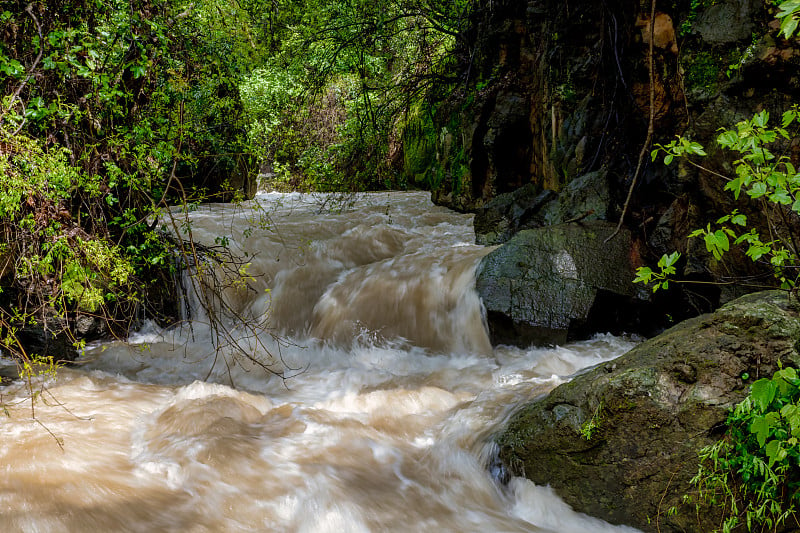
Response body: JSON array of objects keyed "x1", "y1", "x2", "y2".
[
  {"x1": 174, "y1": 191, "x2": 494, "y2": 356},
  {"x1": 0, "y1": 192, "x2": 642, "y2": 533}
]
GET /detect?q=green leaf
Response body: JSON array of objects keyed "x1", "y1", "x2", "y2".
[
  {"x1": 750, "y1": 413, "x2": 776, "y2": 447},
  {"x1": 770, "y1": 189, "x2": 792, "y2": 205},
  {"x1": 130, "y1": 64, "x2": 146, "y2": 78},
  {"x1": 657, "y1": 252, "x2": 680, "y2": 269},
  {"x1": 731, "y1": 213, "x2": 747, "y2": 226},
  {"x1": 782, "y1": 110, "x2": 798, "y2": 128},
  {"x1": 688, "y1": 142, "x2": 707, "y2": 156},
  {"x1": 780, "y1": 16, "x2": 799, "y2": 39},
  {"x1": 714, "y1": 230, "x2": 730, "y2": 251},
  {"x1": 751, "y1": 378, "x2": 778, "y2": 412},
  {"x1": 748, "y1": 181, "x2": 768, "y2": 198},
  {"x1": 633, "y1": 267, "x2": 653, "y2": 284},
  {"x1": 753, "y1": 110, "x2": 769, "y2": 128},
  {"x1": 725, "y1": 177, "x2": 745, "y2": 200},
  {"x1": 776, "y1": 366, "x2": 798, "y2": 381},
  {"x1": 758, "y1": 130, "x2": 777, "y2": 143},
  {"x1": 718, "y1": 130, "x2": 739, "y2": 148},
  {"x1": 767, "y1": 172, "x2": 784, "y2": 188},
  {"x1": 765, "y1": 439, "x2": 786, "y2": 467},
  {"x1": 781, "y1": 404, "x2": 800, "y2": 437},
  {"x1": 664, "y1": 154, "x2": 674, "y2": 165}
]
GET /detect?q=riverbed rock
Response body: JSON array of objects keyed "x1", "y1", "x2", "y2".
[
  {"x1": 474, "y1": 170, "x2": 611, "y2": 246},
  {"x1": 496, "y1": 290, "x2": 800, "y2": 532},
  {"x1": 476, "y1": 220, "x2": 646, "y2": 346},
  {"x1": 14, "y1": 317, "x2": 78, "y2": 363}
]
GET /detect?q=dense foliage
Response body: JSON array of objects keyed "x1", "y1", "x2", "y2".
[
  {"x1": 0, "y1": 0, "x2": 474, "y2": 375},
  {"x1": 693, "y1": 367, "x2": 800, "y2": 532},
  {"x1": 241, "y1": 0, "x2": 472, "y2": 191},
  {"x1": 0, "y1": 0, "x2": 262, "y2": 368}
]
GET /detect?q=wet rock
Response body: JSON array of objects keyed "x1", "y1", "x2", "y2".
[
  {"x1": 473, "y1": 184, "x2": 554, "y2": 245},
  {"x1": 74, "y1": 313, "x2": 107, "y2": 338},
  {"x1": 14, "y1": 317, "x2": 78, "y2": 363},
  {"x1": 474, "y1": 170, "x2": 610, "y2": 246},
  {"x1": 496, "y1": 290, "x2": 800, "y2": 532},
  {"x1": 476, "y1": 220, "x2": 645, "y2": 346},
  {"x1": 539, "y1": 170, "x2": 610, "y2": 226},
  {"x1": 694, "y1": 0, "x2": 757, "y2": 45}
]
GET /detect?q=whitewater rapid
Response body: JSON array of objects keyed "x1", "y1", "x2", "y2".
[{"x1": 0, "y1": 192, "x2": 641, "y2": 532}]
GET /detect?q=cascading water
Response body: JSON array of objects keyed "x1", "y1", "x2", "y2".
[{"x1": 0, "y1": 192, "x2": 642, "y2": 532}]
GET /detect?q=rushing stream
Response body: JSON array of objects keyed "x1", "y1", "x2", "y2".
[{"x1": 1, "y1": 192, "x2": 642, "y2": 532}]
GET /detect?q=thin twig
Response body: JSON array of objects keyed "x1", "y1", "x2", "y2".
[{"x1": 657, "y1": 469, "x2": 679, "y2": 533}]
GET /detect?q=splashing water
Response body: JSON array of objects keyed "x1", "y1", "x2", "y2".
[{"x1": 0, "y1": 192, "x2": 642, "y2": 532}]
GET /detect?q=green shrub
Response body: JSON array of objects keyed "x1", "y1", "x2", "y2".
[{"x1": 692, "y1": 366, "x2": 800, "y2": 532}]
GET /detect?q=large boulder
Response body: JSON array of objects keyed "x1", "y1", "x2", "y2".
[
  {"x1": 496, "y1": 291, "x2": 800, "y2": 532},
  {"x1": 476, "y1": 220, "x2": 647, "y2": 346}
]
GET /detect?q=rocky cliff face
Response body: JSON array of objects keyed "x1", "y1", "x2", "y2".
[
  {"x1": 431, "y1": 0, "x2": 635, "y2": 211},
  {"x1": 425, "y1": 0, "x2": 800, "y2": 324}
]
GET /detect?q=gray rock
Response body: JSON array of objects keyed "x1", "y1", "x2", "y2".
[
  {"x1": 476, "y1": 220, "x2": 641, "y2": 346},
  {"x1": 496, "y1": 290, "x2": 800, "y2": 532},
  {"x1": 473, "y1": 183, "x2": 555, "y2": 245},
  {"x1": 540, "y1": 169, "x2": 610, "y2": 226},
  {"x1": 694, "y1": 0, "x2": 757, "y2": 45},
  {"x1": 474, "y1": 170, "x2": 610, "y2": 246},
  {"x1": 74, "y1": 313, "x2": 106, "y2": 338}
]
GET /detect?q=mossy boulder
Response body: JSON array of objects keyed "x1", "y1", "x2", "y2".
[
  {"x1": 496, "y1": 290, "x2": 800, "y2": 532},
  {"x1": 476, "y1": 220, "x2": 648, "y2": 346}
]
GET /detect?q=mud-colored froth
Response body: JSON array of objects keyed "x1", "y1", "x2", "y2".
[{"x1": 0, "y1": 192, "x2": 643, "y2": 532}]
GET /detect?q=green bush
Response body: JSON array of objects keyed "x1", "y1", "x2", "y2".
[{"x1": 692, "y1": 366, "x2": 800, "y2": 532}]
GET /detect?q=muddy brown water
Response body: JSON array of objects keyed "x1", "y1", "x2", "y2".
[{"x1": 0, "y1": 192, "x2": 641, "y2": 532}]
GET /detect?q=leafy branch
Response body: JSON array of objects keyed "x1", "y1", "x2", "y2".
[{"x1": 635, "y1": 107, "x2": 800, "y2": 292}]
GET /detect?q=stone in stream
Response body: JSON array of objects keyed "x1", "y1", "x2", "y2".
[
  {"x1": 476, "y1": 220, "x2": 649, "y2": 346},
  {"x1": 474, "y1": 170, "x2": 610, "y2": 246},
  {"x1": 495, "y1": 290, "x2": 800, "y2": 532}
]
